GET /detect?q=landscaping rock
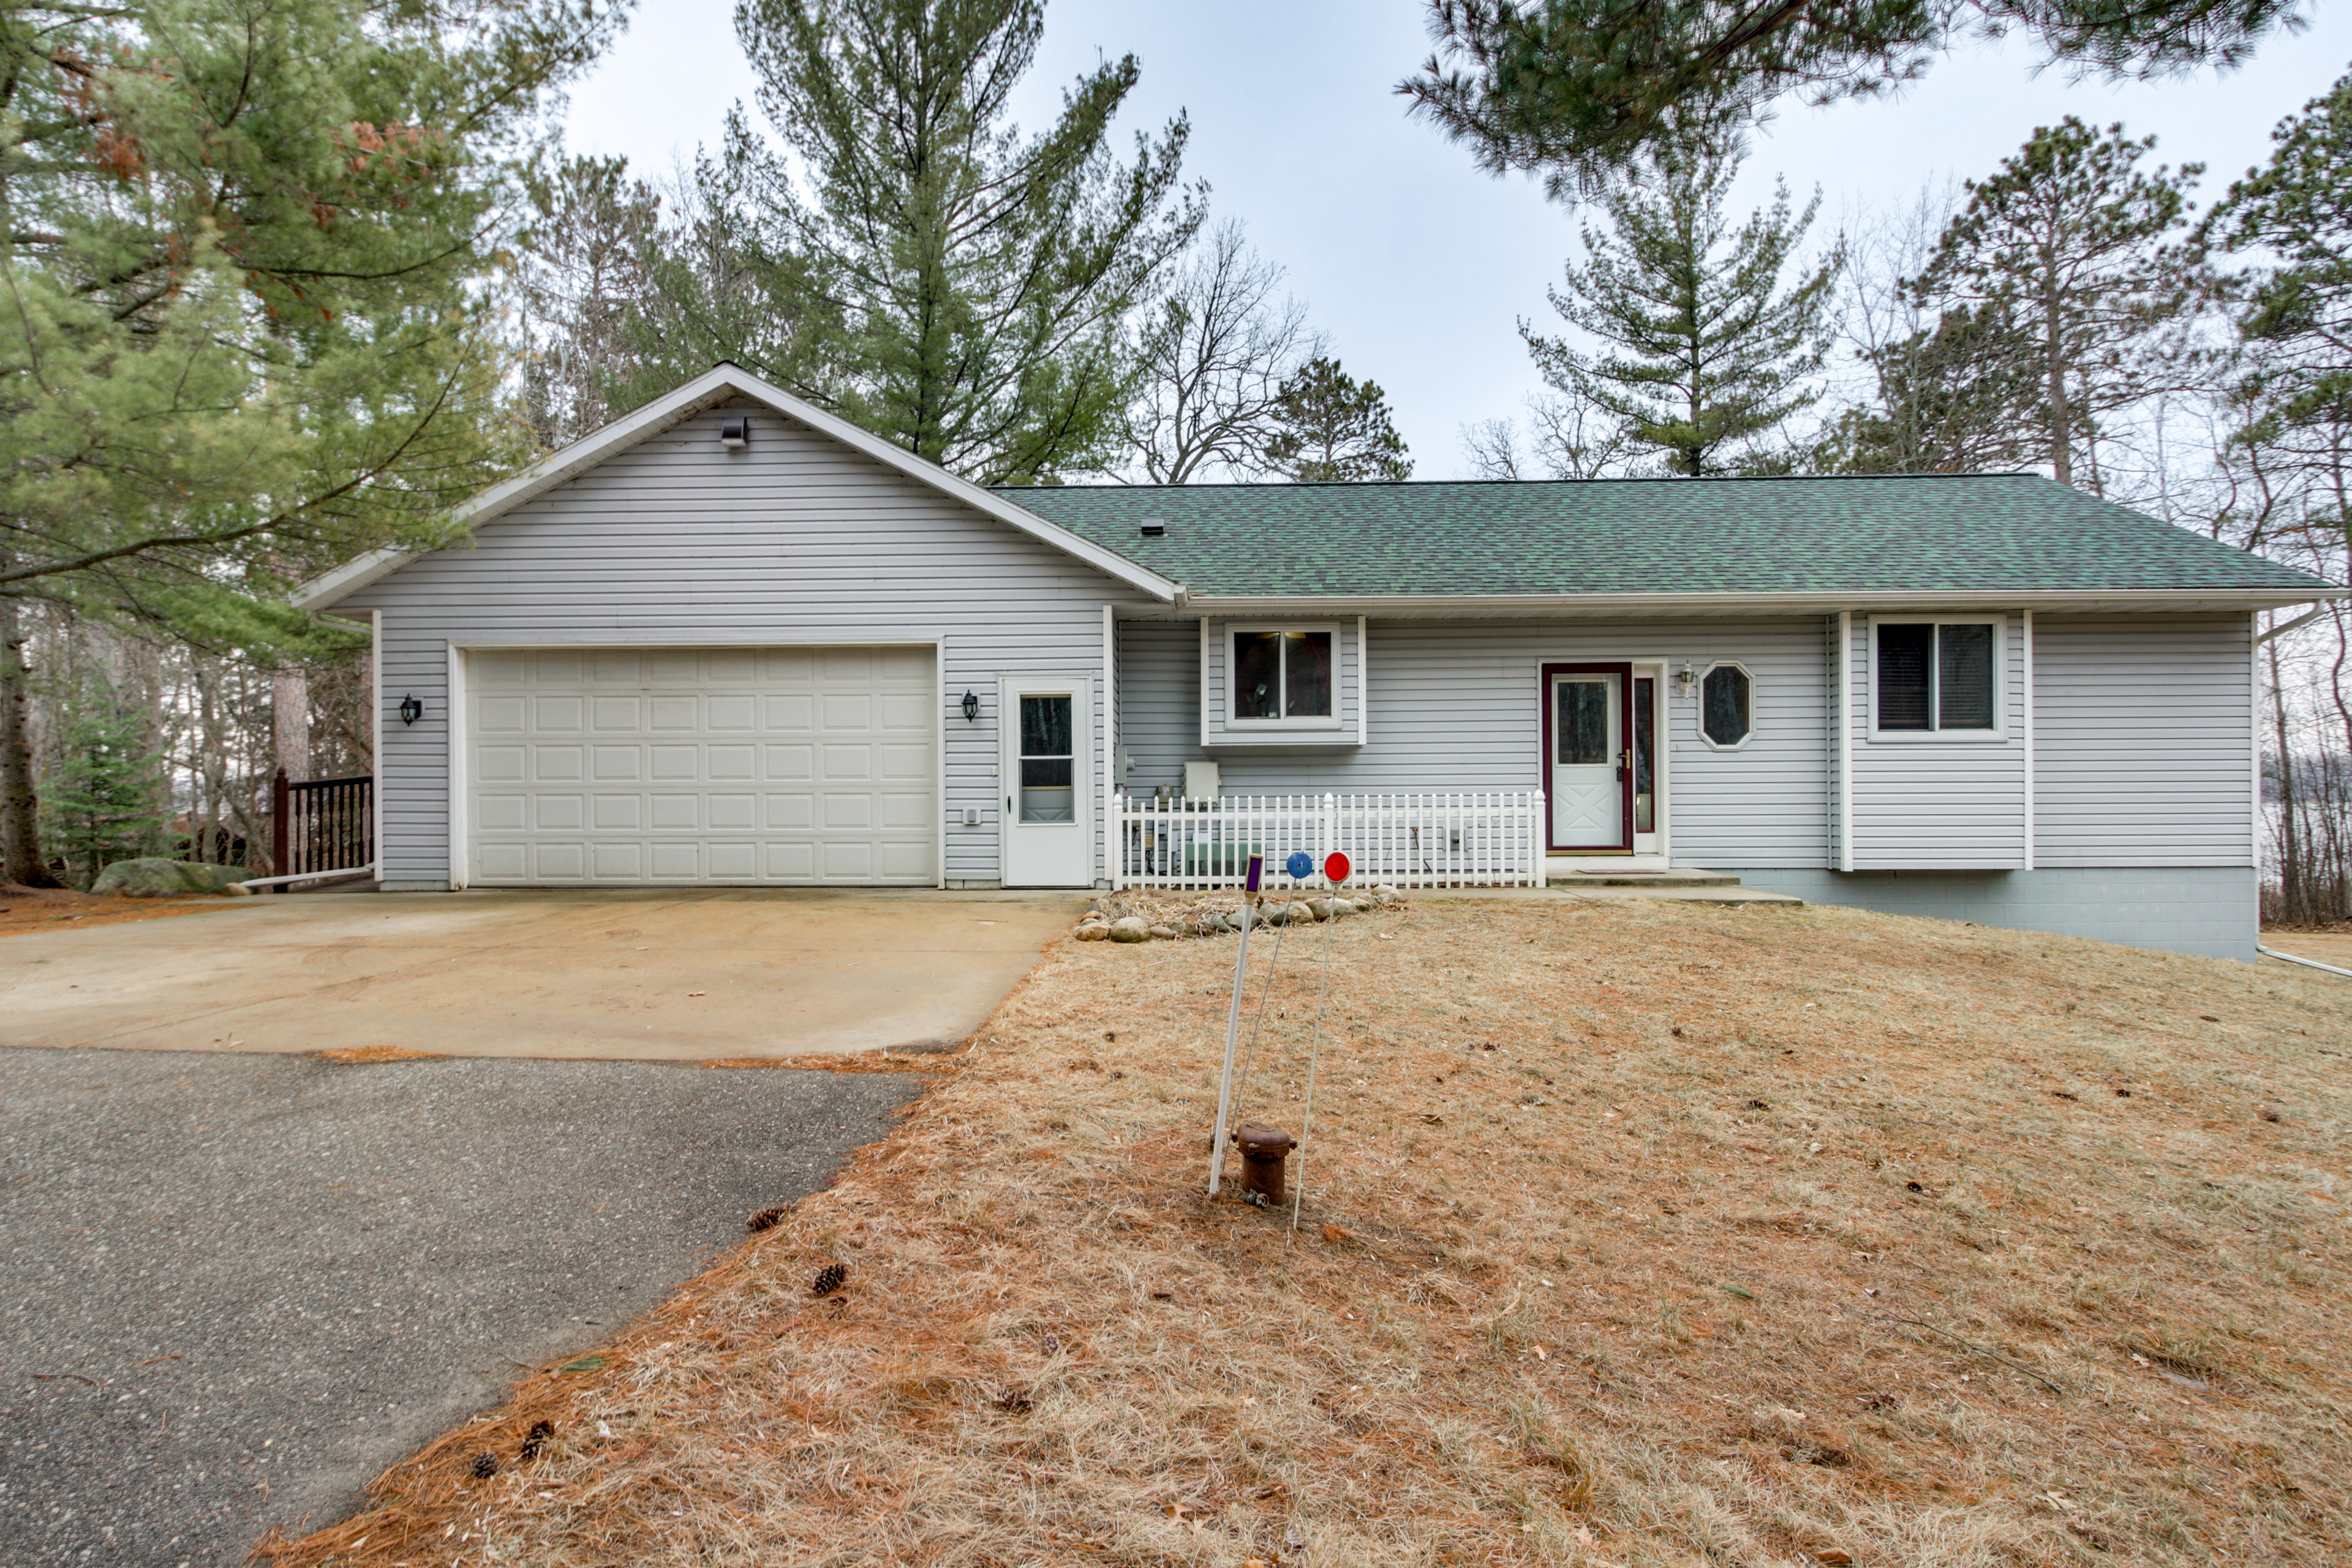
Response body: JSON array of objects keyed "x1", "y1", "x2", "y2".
[
  {"x1": 1108, "y1": 917, "x2": 1151, "y2": 943},
  {"x1": 1073, "y1": 922, "x2": 1109, "y2": 941},
  {"x1": 91, "y1": 858, "x2": 253, "y2": 898},
  {"x1": 1148, "y1": 924, "x2": 1178, "y2": 940}
]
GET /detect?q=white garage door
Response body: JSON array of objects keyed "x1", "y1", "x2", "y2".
[{"x1": 466, "y1": 647, "x2": 936, "y2": 885}]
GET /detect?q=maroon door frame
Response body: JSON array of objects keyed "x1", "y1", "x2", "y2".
[{"x1": 1539, "y1": 662, "x2": 1635, "y2": 853}]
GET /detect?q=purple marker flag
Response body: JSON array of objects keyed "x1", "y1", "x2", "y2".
[{"x1": 1244, "y1": 853, "x2": 1263, "y2": 893}]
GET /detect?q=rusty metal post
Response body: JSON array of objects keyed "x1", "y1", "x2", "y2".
[{"x1": 1233, "y1": 1123, "x2": 1297, "y2": 1206}]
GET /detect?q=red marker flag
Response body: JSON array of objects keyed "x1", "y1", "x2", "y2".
[{"x1": 1323, "y1": 851, "x2": 1351, "y2": 884}]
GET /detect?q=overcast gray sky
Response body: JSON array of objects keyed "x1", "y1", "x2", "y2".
[{"x1": 561, "y1": 1, "x2": 2352, "y2": 478}]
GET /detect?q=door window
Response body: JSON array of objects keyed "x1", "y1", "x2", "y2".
[
  {"x1": 1633, "y1": 676, "x2": 1656, "y2": 833},
  {"x1": 1017, "y1": 694, "x2": 1074, "y2": 823},
  {"x1": 1556, "y1": 679, "x2": 1612, "y2": 764}
]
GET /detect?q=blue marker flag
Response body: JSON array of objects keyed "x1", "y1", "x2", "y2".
[{"x1": 1284, "y1": 850, "x2": 1313, "y2": 881}]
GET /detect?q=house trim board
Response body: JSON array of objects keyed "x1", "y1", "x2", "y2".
[{"x1": 2022, "y1": 609, "x2": 2035, "y2": 871}]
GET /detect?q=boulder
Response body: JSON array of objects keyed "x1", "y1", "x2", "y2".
[
  {"x1": 1073, "y1": 921, "x2": 1109, "y2": 941},
  {"x1": 91, "y1": 858, "x2": 254, "y2": 898},
  {"x1": 1107, "y1": 916, "x2": 1151, "y2": 943}
]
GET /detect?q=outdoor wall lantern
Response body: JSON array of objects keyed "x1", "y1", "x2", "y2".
[
  {"x1": 399, "y1": 693, "x2": 424, "y2": 726},
  {"x1": 719, "y1": 415, "x2": 750, "y2": 450},
  {"x1": 960, "y1": 689, "x2": 981, "y2": 723},
  {"x1": 1675, "y1": 662, "x2": 1698, "y2": 700}
]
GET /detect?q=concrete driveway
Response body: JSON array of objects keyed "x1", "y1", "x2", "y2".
[
  {"x1": 0, "y1": 888, "x2": 1080, "y2": 1060},
  {"x1": 1, "y1": 1045, "x2": 918, "y2": 1567}
]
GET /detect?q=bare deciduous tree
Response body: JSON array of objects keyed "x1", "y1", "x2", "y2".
[{"x1": 1123, "y1": 221, "x2": 1323, "y2": 482}]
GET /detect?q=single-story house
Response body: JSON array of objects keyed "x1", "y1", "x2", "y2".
[{"x1": 295, "y1": 364, "x2": 2340, "y2": 962}]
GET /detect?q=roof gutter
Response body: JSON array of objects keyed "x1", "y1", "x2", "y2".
[{"x1": 1167, "y1": 587, "x2": 2345, "y2": 617}]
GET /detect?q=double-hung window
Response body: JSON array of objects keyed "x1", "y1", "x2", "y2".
[
  {"x1": 1873, "y1": 619, "x2": 2002, "y2": 736},
  {"x1": 1230, "y1": 626, "x2": 1336, "y2": 725}
]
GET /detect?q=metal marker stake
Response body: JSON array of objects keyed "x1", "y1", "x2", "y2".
[{"x1": 1208, "y1": 853, "x2": 1263, "y2": 1196}]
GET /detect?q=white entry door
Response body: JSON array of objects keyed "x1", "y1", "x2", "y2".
[
  {"x1": 1000, "y1": 676, "x2": 1093, "y2": 888},
  {"x1": 1550, "y1": 669, "x2": 1628, "y2": 850}
]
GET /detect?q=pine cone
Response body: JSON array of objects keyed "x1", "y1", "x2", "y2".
[
  {"x1": 470, "y1": 1451, "x2": 500, "y2": 1480},
  {"x1": 810, "y1": 1261, "x2": 848, "y2": 1297},
  {"x1": 518, "y1": 1419, "x2": 554, "y2": 1460},
  {"x1": 747, "y1": 1204, "x2": 790, "y2": 1232}
]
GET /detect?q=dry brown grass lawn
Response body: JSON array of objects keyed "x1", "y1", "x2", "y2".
[{"x1": 258, "y1": 897, "x2": 2350, "y2": 1568}]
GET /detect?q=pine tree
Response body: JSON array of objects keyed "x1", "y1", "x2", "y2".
[
  {"x1": 2203, "y1": 70, "x2": 2352, "y2": 500},
  {"x1": 1522, "y1": 149, "x2": 1837, "y2": 477},
  {"x1": 0, "y1": 0, "x2": 626, "y2": 881},
  {"x1": 699, "y1": 0, "x2": 1200, "y2": 483},
  {"x1": 1906, "y1": 118, "x2": 2203, "y2": 491},
  {"x1": 1403, "y1": 0, "x2": 2304, "y2": 192},
  {"x1": 1819, "y1": 303, "x2": 2044, "y2": 473},
  {"x1": 40, "y1": 680, "x2": 167, "y2": 889},
  {"x1": 1262, "y1": 358, "x2": 1413, "y2": 481}
]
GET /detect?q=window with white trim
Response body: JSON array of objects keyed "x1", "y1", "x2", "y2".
[
  {"x1": 1230, "y1": 626, "x2": 1336, "y2": 724},
  {"x1": 1874, "y1": 619, "x2": 2001, "y2": 735},
  {"x1": 1699, "y1": 662, "x2": 1754, "y2": 748}
]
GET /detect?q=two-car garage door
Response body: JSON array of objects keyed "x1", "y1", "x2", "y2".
[{"x1": 467, "y1": 647, "x2": 935, "y2": 885}]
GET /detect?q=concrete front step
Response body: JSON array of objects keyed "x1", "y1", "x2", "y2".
[{"x1": 1545, "y1": 861, "x2": 1743, "y2": 887}]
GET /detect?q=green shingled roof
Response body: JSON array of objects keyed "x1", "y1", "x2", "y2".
[{"x1": 993, "y1": 473, "x2": 2331, "y2": 600}]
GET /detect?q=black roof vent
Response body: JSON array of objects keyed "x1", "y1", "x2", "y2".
[{"x1": 1139, "y1": 517, "x2": 1166, "y2": 538}]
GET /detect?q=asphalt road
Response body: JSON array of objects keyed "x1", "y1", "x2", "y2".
[{"x1": 0, "y1": 1047, "x2": 918, "y2": 1566}]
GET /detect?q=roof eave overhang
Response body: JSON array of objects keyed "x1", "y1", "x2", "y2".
[
  {"x1": 291, "y1": 364, "x2": 1183, "y2": 612},
  {"x1": 1155, "y1": 587, "x2": 2345, "y2": 618}
]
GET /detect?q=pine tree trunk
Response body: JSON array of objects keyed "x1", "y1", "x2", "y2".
[
  {"x1": 273, "y1": 667, "x2": 311, "y2": 781},
  {"x1": 2041, "y1": 253, "x2": 2071, "y2": 489},
  {"x1": 0, "y1": 590, "x2": 59, "y2": 887}
]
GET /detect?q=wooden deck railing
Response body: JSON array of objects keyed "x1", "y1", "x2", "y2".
[{"x1": 270, "y1": 769, "x2": 374, "y2": 888}]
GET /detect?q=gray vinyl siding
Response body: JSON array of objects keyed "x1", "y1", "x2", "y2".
[
  {"x1": 1117, "y1": 614, "x2": 1832, "y2": 867},
  {"x1": 341, "y1": 399, "x2": 1148, "y2": 887},
  {"x1": 2032, "y1": 612, "x2": 2256, "y2": 867},
  {"x1": 1848, "y1": 614, "x2": 2027, "y2": 870}
]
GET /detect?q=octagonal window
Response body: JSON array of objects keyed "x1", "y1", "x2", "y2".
[{"x1": 1701, "y1": 663, "x2": 1753, "y2": 748}]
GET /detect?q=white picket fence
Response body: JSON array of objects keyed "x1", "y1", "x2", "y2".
[{"x1": 1110, "y1": 791, "x2": 1548, "y2": 891}]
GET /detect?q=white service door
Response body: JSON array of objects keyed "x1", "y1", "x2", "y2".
[
  {"x1": 1550, "y1": 671, "x2": 1626, "y2": 849},
  {"x1": 468, "y1": 647, "x2": 936, "y2": 885},
  {"x1": 1000, "y1": 676, "x2": 1093, "y2": 888}
]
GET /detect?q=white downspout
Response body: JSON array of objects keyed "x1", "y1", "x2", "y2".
[{"x1": 1836, "y1": 611, "x2": 1853, "y2": 873}]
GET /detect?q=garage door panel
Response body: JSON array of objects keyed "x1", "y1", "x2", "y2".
[
  {"x1": 533, "y1": 696, "x2": 584, "y2": 731},
  {"x1": 822, "y1": 745, "x2": 873, "y2": 781},
  {"x1": 478, "y1": 695, "x2": 527, "y2": 733},
  {"x1": 469, "y1": 646, "x2": 938, "y2": 886},
  {"x1": 479, "y1": 747, "x2": 527, "y2": 783},
  {"x1": 535, "y1": 843, "x2": 586, "y2": 880},
  {"x1": 535, "y1": 747, "x2": 584, "y2": 782}
]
